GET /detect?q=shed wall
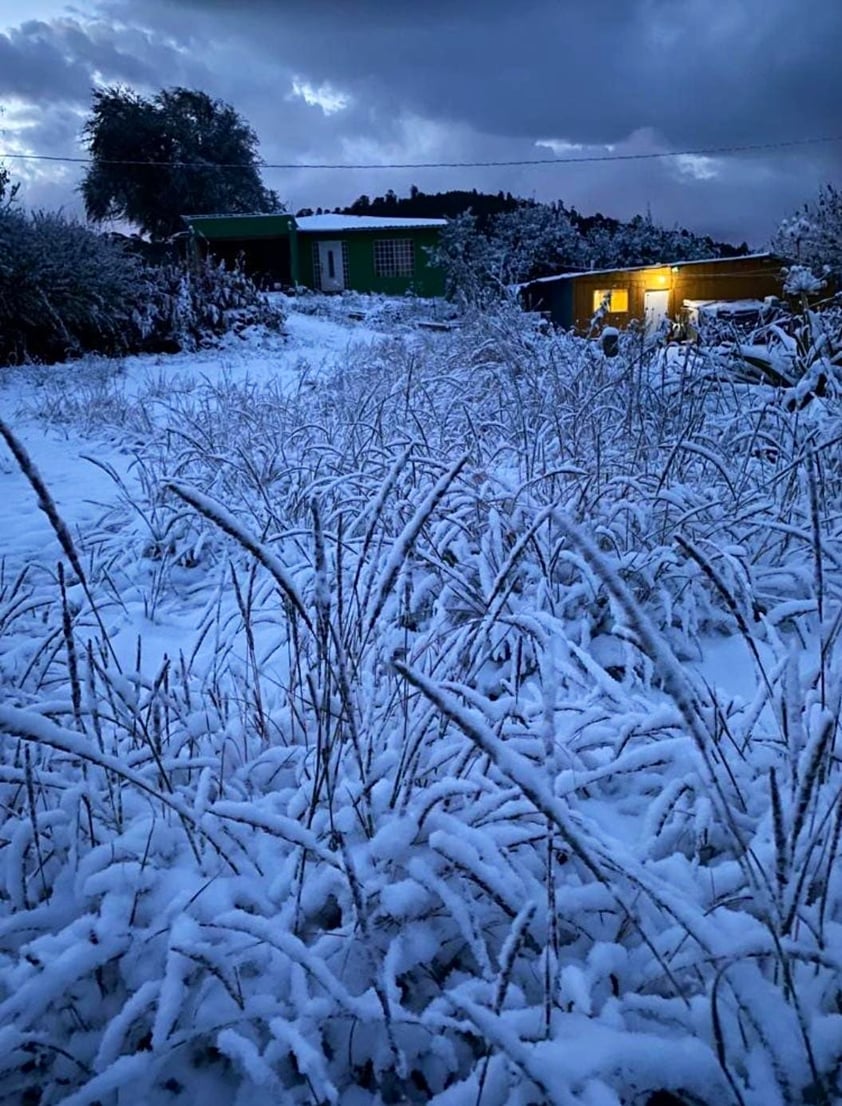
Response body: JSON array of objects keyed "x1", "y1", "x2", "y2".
[
  {"x1": 565, "y1": 256, "x2": 785, "y2": 331},
  {"x1": 198, "y1": 236, "x2": 294, "y2": 286},
  {"x1": 189, "y1": 215, "x2": 296, "y2": 239}
]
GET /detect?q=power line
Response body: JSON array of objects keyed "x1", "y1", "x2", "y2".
[{"x1": 1, "y1": 134, "x2": 841, "y2": 171}]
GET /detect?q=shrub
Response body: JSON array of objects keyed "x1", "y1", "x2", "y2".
[
  {"x1": 137, "y1": 258, "x2": 286, "y2": 352},
  {"x1": 0, "y1": 197, "x2": 284, "y2": 366},
  {"x1": 0, "y1": 207, "x2": 145, "y2": 364}
]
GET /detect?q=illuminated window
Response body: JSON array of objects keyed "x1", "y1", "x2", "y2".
[
  {"x1": 593, "y1": 289, "x2": 629, "y2": 313},
  {"x1": 373, "y1": 239, "x2": 415, "y2": 278}
]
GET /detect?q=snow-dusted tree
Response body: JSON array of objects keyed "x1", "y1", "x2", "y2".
[
  {"x1": 0, "y1": 164, "x2": 19, "y2": 210},
  {"x1": 81, "y1": 87, "x2": 282, "y2": 240},
  {"x1": 773, "y1": 184, "x2": 842, "y2": 278},
  {"x1": 430, "y1": 212, "x2": 504, "y2": 304},
  {"x1": 488, "y1": 203, "x2": 584, "y2": 282},
  {"x1": 434, "y1": 205, "x2": 586, "y2": 304},
  {"x1": 583, "y1": 212, "x2": 719, "y2": 270}
]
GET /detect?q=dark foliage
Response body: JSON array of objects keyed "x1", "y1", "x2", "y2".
[
  {"x1": 0, "y1": 190, "x2": 284, "y2": 366},
  {"x1": 329, "y1": 186, "x2": 523, "y2": 230},
  {"x1": 81, "y1": 86, "x2": 281, "y2": 240},
  {"x1": 0, "y1": 204, "x2": 147, "y2": 364},
  {"x1": 143, "y1": 259, "x2": 286, "y2": 352},
  {"x1": 333, "y1": 186, "x2": 749, "y2": 276},
  {"x1": 0, "y1": 164, "x2": 20, "y2": 208},
  {"x1": 774, "y1": 184, "x2": 842, "y2": 279}
]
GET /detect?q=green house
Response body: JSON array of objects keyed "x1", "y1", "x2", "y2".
[{"x1": 182, "y1": 212, "x2": 447, "y2": 297}]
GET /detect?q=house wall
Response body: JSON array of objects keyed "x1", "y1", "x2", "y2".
[
  {"x1": 188, "y1": 214, "x2": 299, "y2": 287},
  {"x1": 189, "y1": 215, "x2": 296, "y2": 239},
  {"x1": 564, "y1": 256, "x2": 785, "y2": 331},
  {"x1": 297, "y1": 228, "x2": 445, "y2": 297},
  {"x1": 198, "y1": 235, "x2": 294, "y2": 286}
]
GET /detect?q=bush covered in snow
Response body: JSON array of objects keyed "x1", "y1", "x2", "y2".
[
  {"x1": 698, "y1": 288, "x2": 842, "y2": 399},
  {"x1": 432, "y1": 207, "x2": 740, "y2": 306},
  {"x1": 773, "y1": 184, "x2": 842, "y2": 281},
  {"x1": 0, "y1": 191, "x2": 284, "y2": 366},
  {"x1": 2, "y1": 301, "x2": 842, "y2": 1104},
  {"x1": 136, "y1": 259, "x2": 286, "y2": 353},
  {"x1": 0, "y1": 204, "x2": 145, "y2": 365}
]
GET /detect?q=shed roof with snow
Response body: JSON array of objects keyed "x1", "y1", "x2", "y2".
[{"x1": 522, "y1": 253, "x2": 777, "y2": 286}]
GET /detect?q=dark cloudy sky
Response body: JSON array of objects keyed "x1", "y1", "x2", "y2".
[{"x1": 1, "y1": 0, "x2": 840, "y2": 245}]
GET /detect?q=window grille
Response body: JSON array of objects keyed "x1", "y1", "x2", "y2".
[{"x1": 373, "y1": 239, "x2": 415, "y2": 278}]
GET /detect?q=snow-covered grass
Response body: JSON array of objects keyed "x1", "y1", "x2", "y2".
[{"x1": 1, "y1": 299, "x2": 841, "y2": 1106}]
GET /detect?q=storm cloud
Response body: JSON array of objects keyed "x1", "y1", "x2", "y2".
[{"x1": 1, "y1": 0, "x2": 840, "y2": 242}]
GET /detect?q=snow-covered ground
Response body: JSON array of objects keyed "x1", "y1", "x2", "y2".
[{"x1": 0, "y1": 297, "x2": 840, "y2": 1106}]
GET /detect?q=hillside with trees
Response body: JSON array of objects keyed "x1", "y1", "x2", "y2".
[{"x1": 322, "y1": 187, "x2": 750, "y2": 288}]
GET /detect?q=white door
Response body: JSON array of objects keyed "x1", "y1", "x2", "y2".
[
  {"x1": 644, "y1": 289, "x2": 670, "y2": 334},
  {"x1": 317, "y1": 241, "x2": 344, "y2": 292}
]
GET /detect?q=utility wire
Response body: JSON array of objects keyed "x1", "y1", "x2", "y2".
[{"x1": 1, "y1": 134, "x2": 841, "y2": 171}]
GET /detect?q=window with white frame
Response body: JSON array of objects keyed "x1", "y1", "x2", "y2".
[{"x1": 373, "y1": 239, "x2": 415, "y2": 278}]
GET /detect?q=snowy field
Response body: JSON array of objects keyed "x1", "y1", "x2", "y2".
[{"x1": 0, "y1": 297, "x2": 840, "y2": 1106}]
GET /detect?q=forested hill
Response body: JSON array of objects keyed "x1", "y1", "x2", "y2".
[
  {"x1": 337, "y1": 187, "x2": 522, "y2": 228},
  {"x1": 296, "y1": 187, "x2": 750, "y2": 259}
]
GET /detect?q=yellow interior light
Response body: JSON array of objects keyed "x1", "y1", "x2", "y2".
[{"x1": 593, "y1": 289, "x2": 629, "y2": 313}]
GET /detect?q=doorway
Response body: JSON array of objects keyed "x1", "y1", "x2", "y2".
[
  {"x1": 317, "y1": 241, "x2": 345, "y2": 292},
  {"x1": 643, "y1": 289, "x2": 670, "y2": 334}
]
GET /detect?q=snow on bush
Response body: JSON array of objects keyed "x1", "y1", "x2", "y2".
[
  {"x1": 138, "y1": 260, "x2": 286, "y2": 353},
  {"x1": 783, "y1": 265, "x2": 827, "y2": 298},
  {"x1": 705, "y1": 291, "x2": 842, "y2": 400},
  {"x1": 773, "y1": 184, "x2": 842, "y2": 280},
  {"x1": 1, "y1": 302, "x2": 842, "y2": 1105},
  {"x1": 0, "y1": 196, "x2": 284, "y2": 366}
]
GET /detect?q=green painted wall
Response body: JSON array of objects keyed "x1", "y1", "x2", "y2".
[
  {"x1": 184, "y1": 214, "x2": 299, "y2": 284},
  {"x1": 298, "y1": 228, "x2": 445, "y2": 297},
  {"x1": 181, "y1": 215, "x2": 446, "y2": 296},
  {"x1": 184, "y1": 214, "x2": 296, "y2": 240}
]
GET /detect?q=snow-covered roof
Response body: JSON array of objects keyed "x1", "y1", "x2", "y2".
[
  {"x1": 181, "y1": 213, "x2": 447, "y2": 233},
  {"x1": 523, "y1": 253, "x2": 777, "y2": 286},
  {"x1": 682, "y1": 298, "x2": 776, "y2": 318},
  {"x1": 682, "y1": 298, "x2": 771, "y2": 311},
  {"x1": 295, "y1": 215, "x2": 447, "y2": 232}
]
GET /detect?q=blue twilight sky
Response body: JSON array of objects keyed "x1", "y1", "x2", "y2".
[{"x1": 1, "y1": 0, "x2": 840, "y2": 246}]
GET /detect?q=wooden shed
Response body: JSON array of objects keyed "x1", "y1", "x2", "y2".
[
  {"x1": 182, "y1": 212, "x2": 447, "y2": 297},
  {"x1": 522, "y1": 253, "x2": 787, "y2": 333}
]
